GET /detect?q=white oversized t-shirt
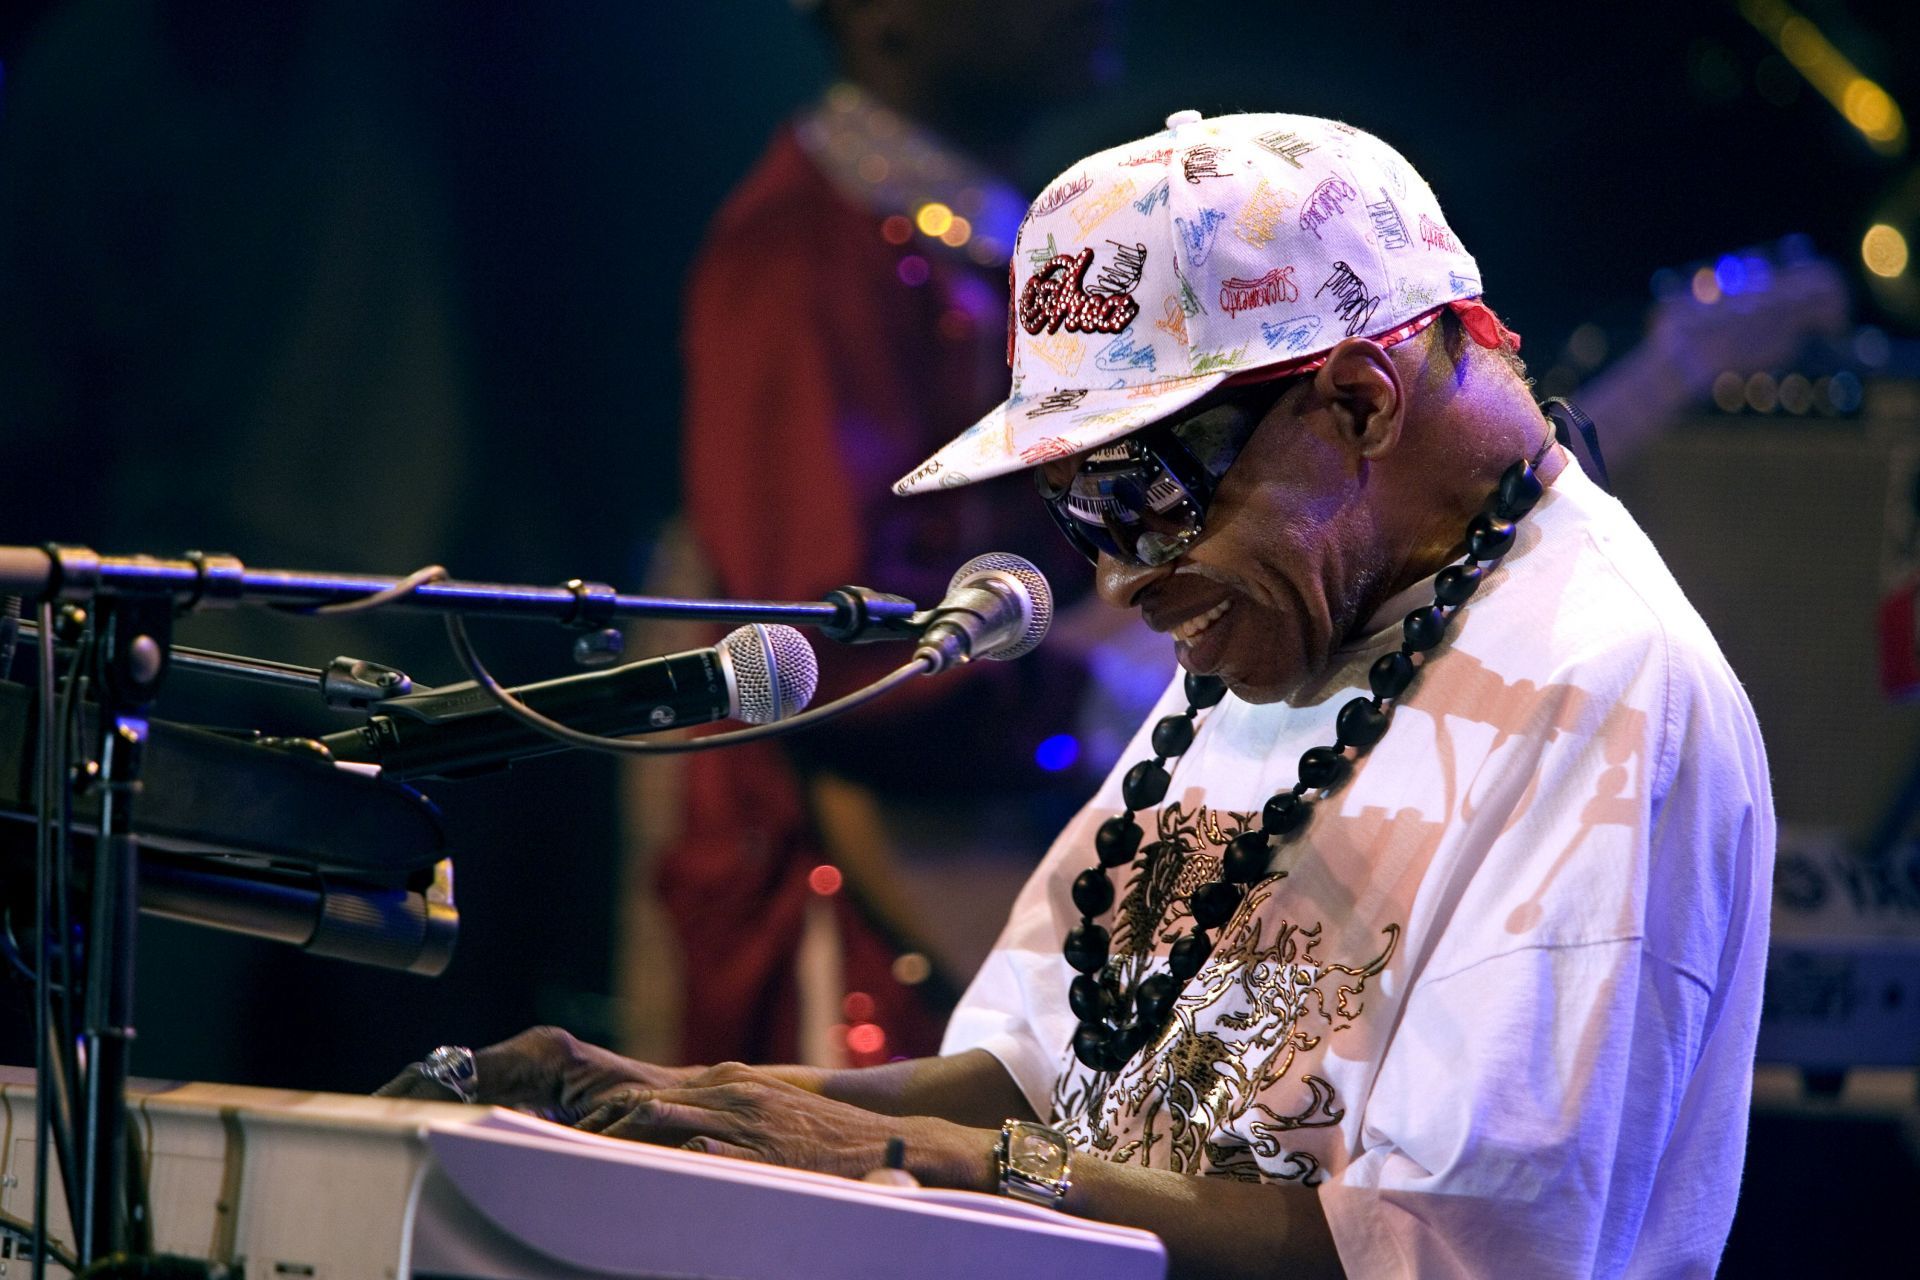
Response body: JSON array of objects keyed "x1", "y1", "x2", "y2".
[{"x1": 943, "y1": 455, "x2": 1773, "y2": 1277}]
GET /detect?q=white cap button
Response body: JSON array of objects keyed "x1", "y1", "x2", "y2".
[{"x1": 1165, "y1": 109, "x2": 1203, "y2": 130}]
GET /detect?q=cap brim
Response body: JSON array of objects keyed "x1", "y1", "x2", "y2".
[{"x1": 893, "y1": 369, "x2": 1231, "y2": 496}]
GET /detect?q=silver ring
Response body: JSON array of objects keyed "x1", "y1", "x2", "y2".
[{"x1": 420, "y1": 1044, "x2": 478, "y2": 1103}]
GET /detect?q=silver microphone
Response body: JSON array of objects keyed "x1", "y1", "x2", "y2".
[
  {"x1": 914, "y1": 553, "x2": 1053, "y2": 674},
  {"x1": 723, "y1": 622, "x2": 820, "y2": 724}
]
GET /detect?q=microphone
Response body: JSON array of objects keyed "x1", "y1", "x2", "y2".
[
  {"x1": 320, "y1": 623, "x2": 818, "y2": 779},
  {"x1": 914, "y1": 553, "x2": 1053, "y2": 674}
]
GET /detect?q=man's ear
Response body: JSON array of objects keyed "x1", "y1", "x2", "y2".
[{"x1": 1310, "y1": 337, "x2": 1405, "y2": 461}]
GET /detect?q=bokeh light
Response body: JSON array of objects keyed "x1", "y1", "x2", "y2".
[
  {"x1": 891, "y1": 952, "x2": 932, "y2": 986},
  {"x1": 914, "y1": 202, "x2": 955, "y2": 238},
  {"x1": 1862, "y1": 223, "x2": 1910, "y2": 279},
  {"x1": 1035, "y1": 733, "x2": 1080, "y2": 772},
  {"x1": 1712, "y1": 371, "x2": 1747, "y2": 413},
  {"x1": 807, "y1": 864, "x2": 843, "y2": 895},
  {"x1": 896, "y1": 254, "x2": 930, "y2": 287}
]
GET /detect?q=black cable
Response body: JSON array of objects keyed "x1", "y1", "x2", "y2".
[
  {"x1": 3, "y1": 905, "x2": 57, "y2": 986},
  {"x1": 32, "y1": 601, "x2": 55, "y2": 1280},
  {"x1": 442, "y1": 612, "x2": 934, "y2": 757}
]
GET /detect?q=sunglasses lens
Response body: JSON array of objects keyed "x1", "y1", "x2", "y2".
[
  {"x1": 1042, "y1": 458, "x2": 1201, "y2": 566},
  {"x1": 1036, "y1": 381, "x2": 1281, "y2": 566}
]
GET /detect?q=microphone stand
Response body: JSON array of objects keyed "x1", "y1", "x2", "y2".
[
  {"x1": 0, "y1": 541, "x2": 927, "y2": 1272},
  {"x1": 14, "y1": 619, "x2": 425, "y2": 709},
  {"x1": 0, "y1": 544, "x2": 923, "y2": 641}
]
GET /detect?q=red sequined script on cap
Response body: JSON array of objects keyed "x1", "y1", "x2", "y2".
[{"x1": 1018, "y1": 249, "x2": 1140, "y2": 337}]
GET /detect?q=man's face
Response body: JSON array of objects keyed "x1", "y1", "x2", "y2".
[{"x1": 1048, "y1": 388, "x2": 1391, "y2": 705}]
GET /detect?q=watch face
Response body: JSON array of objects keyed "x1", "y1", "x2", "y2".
[{"x1": 1010, "y1": 1125, "x2": 1070, "y2": 1181}]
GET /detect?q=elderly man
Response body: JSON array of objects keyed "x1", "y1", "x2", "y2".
[{"x1": 384, "y1": 111, "x2": 1772, "y2": 1278}]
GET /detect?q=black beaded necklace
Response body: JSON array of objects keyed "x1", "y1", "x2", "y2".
[{"x1": 1064, "y1": 444, "x2": 1553, "y2": 1073}]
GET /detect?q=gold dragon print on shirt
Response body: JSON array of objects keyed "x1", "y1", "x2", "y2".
[{"x1": 1051, "y1": 800, "x2": 1400, "y2": 1185}]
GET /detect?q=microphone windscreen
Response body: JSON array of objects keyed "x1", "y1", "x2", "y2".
[
  {"x1": 950, "y1": 553, "x2": 1052, "y2": 661},
  {"x1": 722, "y1": 623, "x2": 819, "y2": 724}
]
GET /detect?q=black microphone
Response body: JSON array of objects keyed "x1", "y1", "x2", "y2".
[
  {"x1": 914, "y1": 553, "x2": 1054, "y2": 674},
  {"x1": 320, "y1": 623, "x2": 818, "y2": 779}
]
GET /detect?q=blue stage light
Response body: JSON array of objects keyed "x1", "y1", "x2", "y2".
[{"x1": 1035, "y1": 733, "x2": 1080, "y2": 772}]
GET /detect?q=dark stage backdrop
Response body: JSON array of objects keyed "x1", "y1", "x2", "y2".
[{"x1": 0, "y1": 0, "x2": 1912, "y2": 1096}]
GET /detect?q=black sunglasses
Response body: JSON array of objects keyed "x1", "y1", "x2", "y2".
[{"x1": 1034, "y1": 379, "x2": 1291, "y2": 567}]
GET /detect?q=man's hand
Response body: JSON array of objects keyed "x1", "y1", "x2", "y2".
[
  {"x1": 572, "y1": 1061, "x2": 996, "y2": 1189},
  {"x1": 374, "y1": 1026, "x2": 697, "y2": 1120}
]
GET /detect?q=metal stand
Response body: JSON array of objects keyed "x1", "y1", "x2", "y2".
[
  {"x1": 0, "y1": 539, "x2": 933, "y2": 1268},
  {"x1": 73, "y1": 593, "x2": 170, "y2": 1264}
]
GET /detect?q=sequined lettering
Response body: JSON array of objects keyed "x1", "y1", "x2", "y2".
[{"x1": 1020, "y1": 249, "x2": 1142, "y2": 337}]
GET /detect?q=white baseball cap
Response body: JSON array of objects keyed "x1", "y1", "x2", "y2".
[{"x1": 894, "y1": 110, "x2": 1517, "y2": 496}]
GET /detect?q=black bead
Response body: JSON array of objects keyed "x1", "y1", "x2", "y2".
[
  {"x1": 1069, "y1": 974, "x2": 1115, "y2": 1022},
  {"x1": 1467, "y1": 513, "x2": 1516, "y2": 561},
  {"x1": 1073, "y1": 1022, "x2": 1113, "y2": 1069},
  {"x1": 1063, "y1": 923, "x2": 1110, "y2": 974},
  {"x1": 1111, "y1": 1020, "x2": 1149, "y2": 1064},
  {"x1": 1298, "y1": 745, "x2": 1350, "y2": 791},
  {"x1": 1493, "y1": 458, "x2": 1543, "y2": 520},
  {"x1": 1335, "y1": 695, "x2": 1389, "y2": 750},
  {"x1": 1223, "y1": 829, "x2": 1272, "y2": 883},
  {"x1": 1369, "y1": 650, "x2": 1415, "y2": 701},
  {"x1": 1135, "y1": 973, "x2": 1178, "y2": 1023},
  {"x1": 1071, "y1": 868, "x2": 1116, "y2": 917},
  {"x1": 1168, "y1": 932, "x2": 1213, "y2": 981},
  {"x1": 1184, "y1": 672, "x2": 1228, "y2": 709},
  {"x1": 1262, "y1": 790, "x2": 1308, "y2": 836},
  {"x1": 1151, "y1": 713, "x2": 1196, "y2": 758},
  {"x1": 1434, "y1": 563, "x2": 1484, "y2": 608},
  {"x1": 1122, "y1": 760, "x2": 1171, "y2": 810},
  {"x1": 1095, "y1": 816, "x2": 1142, "y2": 867},
  {"x1": 1190, "y1": 881, "x2": 1240, "y2": 929},
  {"x1": 1402, "y1": 606, "x2": 1446, "y2": 652}
]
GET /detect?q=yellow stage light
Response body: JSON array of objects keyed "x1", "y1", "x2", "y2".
[
  {"x1": 1863, "y1": 223, "x2": 1910, "y2": 278},
  {"x1": 915, "y1": 202, "x2": 955, "y2": 238}
]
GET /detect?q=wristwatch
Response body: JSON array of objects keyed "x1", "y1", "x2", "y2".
[{"x1": 995, "y1": 1119, "x2": 1073, "y2": 1211}]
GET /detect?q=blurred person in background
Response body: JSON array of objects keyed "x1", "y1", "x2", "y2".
[{"x1": 625, "y1": 0, "x2": 1123, "y2": 1070}]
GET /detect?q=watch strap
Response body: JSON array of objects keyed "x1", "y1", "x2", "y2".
[{"x1": 996, "y1": 1119, "x2": 1073, "y2": 1211}]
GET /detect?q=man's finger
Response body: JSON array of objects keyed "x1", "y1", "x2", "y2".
[
  {"x1": 597, "y1": 1095, "x2": 726, "y2": 1146},
  {"x1": 372, "y1": 1067, "x2": 444, "y2": 1100},
  {"x1": 680, "y1": 1135, "x2": 759, "y2": 1162},
  {"x1": 573, "y1": 1091, "x2": 644, "y2": 1134}
]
